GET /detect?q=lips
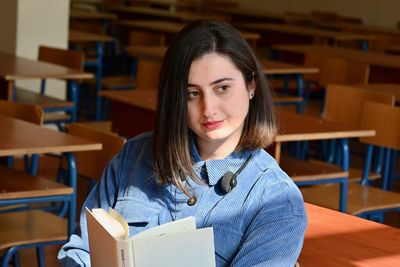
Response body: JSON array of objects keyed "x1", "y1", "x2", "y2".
[{"x1": 202, "y1": 120, "x2": 224, "y2": 130}]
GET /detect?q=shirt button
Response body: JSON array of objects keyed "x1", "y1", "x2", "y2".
[{"x1": 187, "y1": 196, "x2": 197, "y2": 206}]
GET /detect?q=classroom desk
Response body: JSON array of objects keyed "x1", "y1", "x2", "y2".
[
  {"x1": 125, "y1": 46, "x2": 318, "y2": 112},
  {"x1": 111, "y1": 5, "x2": 224, "y2": 22},
  {"x1": 70, "y1": 9, "x2": 118, "y2": 21},
  {"x1": 69, "y1": 30, "x2": 114, "y2": 43},
  {"x1": 354, "y1": 84, "x2": 400, "y2": 103},
  {"x1": 209, "y1": 7, "x2": 312, "y2": 24},
  {"x1": 300, "y1": 203, "x2": 400, "y2": 266},
  {"x1": 272, "y1": 44, "x2": 400, "y2": 83},
  {"x1": 0, "y1": 114, "x2": 102, "y2": 234},
  {"x1": 0, "y1": 51, "x2": 93, "y2": 101},
  {"x1": 236, "y1": 23, "x2": 373, "y2": 50},
  {"x1": 69, "y1": 30, "x2": 114, "y2": 120},
  {"x1": 118, "y1": 20, "x2": 260, "y2": 46},
  {"x1": 385, "y1": 45, "x2": 400, "y2": 55},
  {"x1": 316, "y1": 21, "x2": 400, "y2": 36}
]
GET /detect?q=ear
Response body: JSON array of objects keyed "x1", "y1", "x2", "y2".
[{"x1": 247, "y1": 80, "x2": 256, "y2": 99}]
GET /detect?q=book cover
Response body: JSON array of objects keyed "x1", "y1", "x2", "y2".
[{"x1": 86, "y1": 207, "x2": 216, "y2": 267}]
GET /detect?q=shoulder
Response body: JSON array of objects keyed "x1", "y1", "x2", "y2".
[
  {"x1": 119, "y1": 132, "x2": 154, "y2": 160},
  {"x1": 252, "y1": 149, "x2": 306, "y2": 218}
]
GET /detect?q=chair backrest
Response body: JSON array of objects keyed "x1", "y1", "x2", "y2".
[
  {"x1": 38, "y1": 45, "x2": 84, "y2": 71},
  {"x1": 360, "y1": 102, "x2": 400, "y2": 150},
  {"x1": 319, "y1": 56, "x2": 370, "y2": 86},
  {"x1": 67, "y1": 123, "x2": 126, "y2": 181},
  {"x1": 303, "y1": 52, "x2": 323, "y2": 81},
  {"x1": 0, "y1": 100, "x2": 44, "y2": 125},
  {"x1": 323, "y1": 84, "x2": 395, "y2": 127},
  {"x1": 128, "y1": 30, "x2": 165, "y2": 46},
  {"x1": 70, "y1": 21, "x2": 106, "y2": 34},
  {"x1": 136, "y1": 60, "x2": 162, "y2": 89}
]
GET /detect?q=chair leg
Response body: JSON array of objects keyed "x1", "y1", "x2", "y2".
[
  {"x1": 12, "y1": 251, "x2": 21, "y2": 267},
  {"x1": 2, "y1": 247, "x2": 18, "y2": 267},
  {"x1": 36, "y1": 246, "x2": 46, "y2": 267}
]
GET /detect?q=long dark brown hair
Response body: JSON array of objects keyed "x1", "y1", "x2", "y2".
[{"x1": 153, "y1": 20, "x2": 276, "y2": 195}]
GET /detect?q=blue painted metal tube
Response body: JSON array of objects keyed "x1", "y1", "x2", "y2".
[
  {"x1": 65, "y1": 152, "x2": 77, "y2": 236},
  {"x1": 339, "y1": 138, "x2": 349, "y2": 212},
  {"x1": 361, "y1": 144, "x2": 373, "y2": 186},
  {"x1": 295, "y1": 74, "x2": 304, "y2": 113}
]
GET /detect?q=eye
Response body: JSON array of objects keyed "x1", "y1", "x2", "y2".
[
  {"x1": 216, "y1": 84, "x2": 231, "y2": 93},
  {"x1": 187, "y1": 89, "x2": 200, "y2": 99}
]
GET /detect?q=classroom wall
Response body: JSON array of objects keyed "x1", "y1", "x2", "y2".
[
  {"x1": 0, "y1": 0, "x2": 70, "y2": 99},
  {"x1": 237, "y1": 0, "x2": 400, "y2": 28}
]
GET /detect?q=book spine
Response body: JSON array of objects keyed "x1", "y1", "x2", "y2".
[{"x1": 116, "y1": 239, "x2": 134, "y2": 267}]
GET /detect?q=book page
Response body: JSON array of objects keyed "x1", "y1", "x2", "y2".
[
  {"x1": 90, "y1": 208, "x2": 128, "y2": 239},
  {"x1": 133, "y1": 227, "x2": 215, "y2": 267},
  {"x1": 133, "y1": 216, "x2": 196, "y2": 240}
]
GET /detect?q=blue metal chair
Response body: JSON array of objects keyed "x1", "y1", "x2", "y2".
[
  {"x1": 0, "y1": 102, "x2": 77, "y2": 267},
  {"x1": 15, "y1": 46, "x2": 85, "y2": 129},
  {"x1": 301, "y1": 102, "x2": 400, "y2": 223}
]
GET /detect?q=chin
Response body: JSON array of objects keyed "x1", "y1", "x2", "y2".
[{"x1": 200, "y1": 130, "x2": 233, "y2": 143}]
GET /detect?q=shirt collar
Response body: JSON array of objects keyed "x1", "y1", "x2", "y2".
[{"x1": 190, "y1": 140, "x2": 253, "y2": 186}]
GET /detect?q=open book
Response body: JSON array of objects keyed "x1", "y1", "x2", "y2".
[{"x1": 86, "y1": 208, "x2": 216, "y2": 267}]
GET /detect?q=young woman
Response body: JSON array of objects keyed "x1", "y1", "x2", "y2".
[{"x1": 59, "y1": 20, "x2": 307, "y2": 266}]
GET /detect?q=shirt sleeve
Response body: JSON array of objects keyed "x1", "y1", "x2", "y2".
[
  {"x1": 230, "y1": 170, "x2": 308, "y2": 267},
  {"x1": 57, "y1": 146, "x2": 124, "y2": 267}
]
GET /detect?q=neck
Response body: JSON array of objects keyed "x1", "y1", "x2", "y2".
[{"x1": 196, "y1": 139, "x2": 238, "y2": 160}]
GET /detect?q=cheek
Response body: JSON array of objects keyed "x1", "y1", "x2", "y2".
[
  {"x1": 227, "y1": 95, "x2": 250, "y2": 119},
  {"x1": 187, "y1": 104, "x2": 198, "y2": 128}
]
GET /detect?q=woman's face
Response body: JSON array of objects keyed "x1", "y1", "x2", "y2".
[{"x1": 187, "y1": 52, "x2": 255, "y2": 160}]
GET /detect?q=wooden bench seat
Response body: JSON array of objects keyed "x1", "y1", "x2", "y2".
[
  {"x1": 0, "y1": 210, "x2": 67, "y2": 250},
  {"x1": 301, "y1": 183, "x2": 400, "y2": 215},
  {"x1": 273, "y1": 93, "x2": 303, "y2": 104},
  {"x1": 280, "y1": 156, "x2": 348, "y2": 182},
  {"x1": 348, "y1": 167, "x2": 380, "y2": 183},
  {"x1": 15, "y1": 88, "x2": 74, "y2": 108},
  {"x1": 0, "y1": 165, "x2": 72, "y2": 200}
]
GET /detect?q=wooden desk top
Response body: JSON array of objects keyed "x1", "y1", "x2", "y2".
[
  {"x1": 354, "y1": 83, "x2": 400, "y2": 102},
  {"x1": 272, "y1": 44, "x2": 400, "y2": 69},
  {"x1": 69, "y1": 30, "x2": 114, "y2": 43},
  {"x1": 210, "y1": 7, "x2": 311, "y2": 24},
  {"x1": 118, "y1": 20, "x2": 184, "y2": 34},
  {"x1": 0, "y1": 115, "x2": 102, "y2": 156},
  {"x1": 236, "y1": 23, "x2": 374, "y2": 41},
  {"x1": 275, "y1": 110, "x2": 375, "y2": 142},
  {"x1": 0, "y1": 51, "x2": 93, "y2": 81},
  {"x1": 316, "y1": 21, "x2": 400, "y2": 36},
  {"x1": 100, "y1": 89, "x2": 157, "y2": 111},
  {"x1": 100, "y1": 90, "x2": 374, "y2": 143},
  {"x1": 261, "y1": 59, "x2": 319, "y2": 75},
  {"x1": 385, "y1": 45, "x2": 400, "y2": 54},
  {"x1": 300, "y1": 203, "x2": 400, "y2": 266},
  {"x1": 120, "y1": 21, "x2": 259, "y2": 42},
  {"x1": 111, "y1": 5, "x2": 224, "y2": 22},
  {"x1": 70, "y1": 9, "x2": 117, "y2": 20}
]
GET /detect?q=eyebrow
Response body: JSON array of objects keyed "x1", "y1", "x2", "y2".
[{"x1": 187, "y1": 77, "x2": 234, "y2": 87}]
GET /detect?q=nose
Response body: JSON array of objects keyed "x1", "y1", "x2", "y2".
[{"x1": 201, "y1": 93, "x2": 217, "y2": 118}]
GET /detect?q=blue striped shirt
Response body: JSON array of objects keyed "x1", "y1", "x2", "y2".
[{"x1": 58, "y1": 132, "x2": 307, "y2": 266}]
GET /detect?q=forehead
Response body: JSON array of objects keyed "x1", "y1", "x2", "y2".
[{"x1": 188, "y1": 52, "x2": 242, "y2": 82}]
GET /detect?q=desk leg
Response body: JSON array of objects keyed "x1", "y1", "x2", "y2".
[
  {"x1": 296, "y1": 74, "x2": 304, "y2": 113},
  {"x1": 95, "y1": 42, "x2": 103, "y2": 121},
  {"x1": 339, "y1": 139, "x2": 349, "y2": 212},
  {"x1": 65, "y1": 152, "x2": 77, "y2": 236},
  {"x1": 359, "y1": 39, "x2": 369, "y2": 51}
]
